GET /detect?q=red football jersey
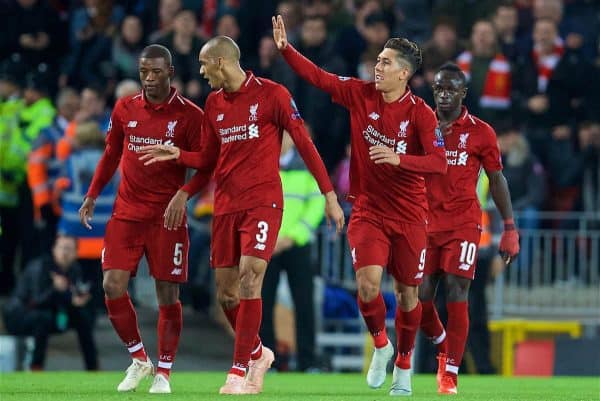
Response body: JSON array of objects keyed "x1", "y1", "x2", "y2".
[
  {"x1": 426, "y1": 107, "x2": 503, "y2": 232},
  {"x1": 87, "y1": 88, "x2": 203, "y2": 222},
  {"x1": 281, "y1": 45, "x2": 447, "y2": 224},
  {"x1": 181, "y1": 72, "x2": 333, "y2": 216}
]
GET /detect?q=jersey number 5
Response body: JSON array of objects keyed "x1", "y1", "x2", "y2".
[{"x1": 173, "y1": 243, "x2": 184, "y2": 266}]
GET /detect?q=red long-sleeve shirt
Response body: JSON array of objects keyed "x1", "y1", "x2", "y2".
[
  {"x1": 87, "y1": 88, "x2": 203, "y2": 222},
  {"x1": 426, "y1": 107, "x2": 503, "y2": 232},
  {"x1": 180, "y1": 72, "x2": 333, "y2": 216},
  {"x1": 281, "y1": 45, "x2": 447, "y2": 224}
]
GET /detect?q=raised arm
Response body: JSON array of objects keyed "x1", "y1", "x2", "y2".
[
  {"x1": 273, "y1": 15, "x2": 359, "y2": 109},
  {"x1": 80, "y1": 104, "x2": 125, "y2": 229}
]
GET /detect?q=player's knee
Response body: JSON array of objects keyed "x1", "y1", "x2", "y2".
[
  {"x1": 102, "y1": 277, "x2": 127, "y2": 299},
  {"x1": 396, "y1": 285, "x2": 418, "y2": 311},
  {"x1": 418, "y1": 281, "x2": 436, "y2": 302},
  {"x1": 445, "y1": 276, "x2": 470, "y2": 302},
  {"x1": 357, "y1": 280, "x2": 380, "y2": 302},
  {"x1": 239, "y1": 269, "x2": 261, "y2": 298},
  {"x1": 216, "y1": 291, "x2": 239, "y2": 310}
]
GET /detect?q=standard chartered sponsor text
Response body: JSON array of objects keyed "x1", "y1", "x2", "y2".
[
  {"x1": 128, "y1": 135, "x2": 164, "y2": 152},
  {"x1": 362, "y1": 124, "x2": 396, "y2": 147}
]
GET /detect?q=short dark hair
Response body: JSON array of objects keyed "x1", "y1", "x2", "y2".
[
  {"x1": 437, "y1": 62, "x2": 467, "y2": 86},
  {"x1": 140, "y1": 44, "x2": 172, "y2": 66},
  {"x1": 384, "y1": 38, "x2": 422, "y2": 75}
]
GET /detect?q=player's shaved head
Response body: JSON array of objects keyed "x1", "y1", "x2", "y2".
[
  {"x1": 202, "y1": 36, "x2": 241, "y2": 61},
  {"x1": 140, "y1": 44, "x2": 173, "y2": 65}
]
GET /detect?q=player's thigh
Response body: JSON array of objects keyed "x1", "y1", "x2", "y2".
[
  {"x1": 347, "y1": 213, "x2": 390, "y2": 271},
  {"x1": 439, "y1": 229, "x2": 481, "y2": 280},
  {"x1": 102, "y1": 218, "x2": 145, "y2": 276},
  {"x1": 389, "y1": 222, "x2": 427, "y2": 286},
  {"x1": 211, "y1": 212, "x2": 242, "y2": 268},
  {"x1": 239, "y1": 206, "x2": 282, "y2": 263},
  {"x1": 144, "y1": 223, "x2": 190, "y2": 283}
]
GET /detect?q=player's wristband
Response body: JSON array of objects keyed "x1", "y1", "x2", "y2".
[{"x1": 503, "y1": 218, "x2": 516, "y2": 231}]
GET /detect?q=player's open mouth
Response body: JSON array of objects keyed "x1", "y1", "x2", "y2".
[{"x1": 375, "y1": 74, "x2": 383, "y2": 81}]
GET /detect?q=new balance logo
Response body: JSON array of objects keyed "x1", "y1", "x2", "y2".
[
  {"x1": 396, "y1": 140, "x2": 407, "y2": 154},
  {"x1": 368, "y1": 112, "x2": 380, "y2": 121},
  {"x1": 170, "y1": 268, "x2": 183, "y2": 275},
  {"x1": 248, "y1": 123, "x2": 259, "y2": 138},
  {"x1": 216, "y1": 114, "x2": 224, "y2": 121},
  {"x1": 414, "y1": 272, "x2": 424, "y2": 279},
  {"x1": 254, "y1": 243, "x2": 266, "y2": 251},
  {"x1": 127, "y1": 121, "x2": 138, "y2": 128}
]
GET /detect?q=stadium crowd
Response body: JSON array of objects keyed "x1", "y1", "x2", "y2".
[{"x1": 0, "y1": 0, "x2": 599, "y2": 374}]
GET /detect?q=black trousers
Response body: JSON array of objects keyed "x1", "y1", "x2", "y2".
[
  {"x1": 260, "y1": 244, "x2": 316, "y2": 371},
  {"x1": 3, "y1": 305, "x2": 98, "y2": 370}
]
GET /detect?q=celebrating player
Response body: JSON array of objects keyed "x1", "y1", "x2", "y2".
[
  {"x1": 138, "y1": 36, "x2": 345, "y2": 395},
  {"x1": 421, "y1": 62, "x2": 519, "y2": 395},
  {"x1": 272, "y1": 15, "x2": 447, "y2": 395},
  {"x1": 78, "y1": 45, "x2": 204, "y2": 394}
]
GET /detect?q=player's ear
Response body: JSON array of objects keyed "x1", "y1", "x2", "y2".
[
  {"x1": 168, "y1": 65, "x2": 175, "y2": 79},
  {"x1": 461, "y1": 87, "x2": 467, "y2": 99}
]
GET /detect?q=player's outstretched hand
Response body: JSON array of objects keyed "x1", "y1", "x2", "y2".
[
  {"x1": 138, "y1": 144, "x2": 181, "y2": 166},
  {"x1": 325, "y1": 191, "x2": 345, "y2": 234},
  {"x1": 79, "y1": 197, "x2": 95, "y2": 230},
  {"x1": 164, "y1": 189, "x2": 189, "y2": 230},
  {"x1": 272, "y1": 15, "x2": 288, "y2": 50},
  {"x1": 499, "y1": 219, "x2": 520, "y2": 265},
  {"x1": 369, "y1": 145, "x2": 400, "y2": 166}
]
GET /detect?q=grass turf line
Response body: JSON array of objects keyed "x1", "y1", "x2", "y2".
[{"x1": 1, "y1": 372, "x2": 598, "y2": 401}]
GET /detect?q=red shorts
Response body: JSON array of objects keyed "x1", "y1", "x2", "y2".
[
  {"x1": 347, "y1": 209, "x2": 427, "y2": 286},
  {"x1": 211, "y1": 206, "x2": 283, "y2": 268},
  {"x1": 425, "y1": 229, "x2": 482, "y2": 280},
  {"x1": 102, "y1": 218, "x2": 189, "y2": 283}
]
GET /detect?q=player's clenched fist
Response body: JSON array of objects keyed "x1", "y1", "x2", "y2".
[
  {"x1": 499, "y1": 218, "x2": 520, "y2": 265},
  {"x1": 272, "y1": 15, "x2": 288, "y2": 50},
  {"x1": 138, "y1": 144, "x2": 181, "y2": 165}
]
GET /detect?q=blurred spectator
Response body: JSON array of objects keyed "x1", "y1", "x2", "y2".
[
  {"x1": 149, "y1": 0, "x2": 182, "y2": 42},
  {"x1": 0, "y1": 57, "x2": 28, "y2": 295},
  {"x1": 114, "y1": 79, "x2": 142, "y2": 99},
  {"x1": 157, "y1": 9, "x2": 205, "y2": 102},
  {"x1": 2, "y1": 235, "x2": 98, "y2": 371},
  {"x1": 27, "y1": 87, "x2": 80, "y2": 254},
  {"x1": 497, "y1": 125, "x2": 546, "y2": 228},
  {"x1": 432, "y1": 0, "x2": 500, "y2": 39},
  {"x1": 336, "y1": 0, "x2": 382, "y2": 75},
  {"x1": 284, "y1": 16, "x2": 348, "y2": 170},
  {"x1": 457, "y1": 20, "x2": 512, "y2": 129},
  {"x1": 112, "y1": 15, "x2": 145, "y2": 81},
  {"x1": 332, "y1": 142, "x2": 352, "y2": 217},
  {"x1": 1, "y1": 0, "x2": 66, "y2": 73},
  {"x1": 60, "y1": 0, "x2": 125, "y2": 88},
  {"x1": 575, "y1": 122, "x2": 600, "y2": 215},
  {"x1": 261, "y1": 131, "x2": 325, "y2": 372},
  {"x1": 276, "y1": 0, "x2": 303, "y2": 45},
  {"x1": 216, "y1": 14, "x2": 241, "y2": 42},
  {"x1": 56, "y1": 85, "x2": 111, "y2": 162},
  {"x1": 492, "y1": 2, "x2": 524, "y2": 62},
  {"x1": 392, "y1": 0, "x2": 431, "y2": 44},
  {"x1": 512, "y1": 18, "x2": 599, "y2": 163},
  {"x1": 55, "y1": 122, "x2": 119, "y2": 311}
]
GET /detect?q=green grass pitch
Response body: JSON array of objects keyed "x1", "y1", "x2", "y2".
[{"x1": 1, "y1": 372, "x2": 598, "y2": 401}]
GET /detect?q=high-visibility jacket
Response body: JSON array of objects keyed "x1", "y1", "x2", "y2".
[
  {"x1": 56, "y1": 112, "x2": 111, "y2": 161},
  {"x1": 477, "y1": 172, "x2": 492, "y2": 248},
  {"x1": 56, "y1": 148, "x2": 119, "y2": 259},
  {"x1": 27, "y1": 115, "x2": 69, "y2": 213},
  {"x1": 0, "y1": 96, "x2": 54, "y2": 207},
  {"x1": 278, "y1": 149, "x2": 325, "y2": 247}
]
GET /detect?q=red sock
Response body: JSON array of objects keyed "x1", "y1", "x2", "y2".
[
  {"x1": 357, "y1": 293, "x2": 388, "y2": 348},
  {"x1": 223, "y1": 303, "x2": 262, "y2": 360},
  {"x1": 445, "y1": 301, "x2": 469, "y2": 378},
  {"x1": 421, "y1": 300, "x2": 447, "y2": 354},
  {"x1": 105, "y1": 294, "x2": 147, "y2": 361},
  {"x1": 156, "y1": 301, "x2": 182, "y2": 378},
  {"x1": 394, "y1": 301, "x2": 422, "y2": 369},
  {"x1": 230, "y1": 298, "x2": 262, "y2": 377}
]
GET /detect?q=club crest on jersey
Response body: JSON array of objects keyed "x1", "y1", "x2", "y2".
[
  {"x1": 433, "y1": 127, "x2": 445, "y2": 147},
  {"x1": 166, "y1": 120, "x2": 177, "y2": 137},
  {"x1": 458, "y1": 133, "x2": 469, "y2": 149},
  {"x1": 398, "y1": 120, "x2": 409, "y2": 137},
  {"x1": 249, "y1": 103, "x2": 259, "y2": 121}
]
